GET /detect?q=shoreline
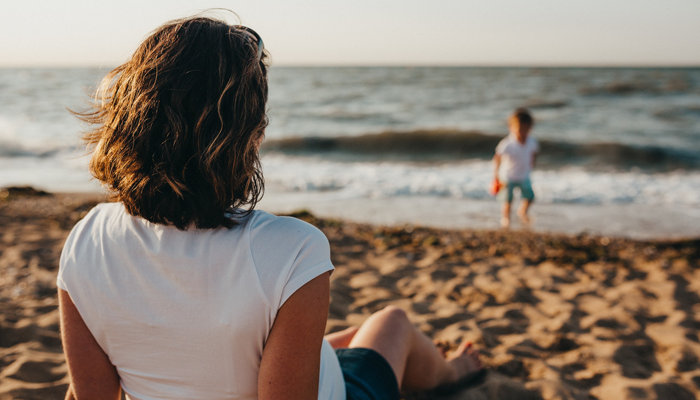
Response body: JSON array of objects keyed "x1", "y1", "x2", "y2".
[
  {"x1": 1, "y1": 191, "x2": 699, "y2": 399},
  {"x1": 3, "y1": 186, "x2": 697, "y2": 241},
  {"x1": 259, "y1": 189, "x2": 700, "y2": 241}
]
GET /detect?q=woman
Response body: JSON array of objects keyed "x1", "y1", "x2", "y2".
[{"x1": 59, "y1": 14, "x2": 481, "y2": 400}]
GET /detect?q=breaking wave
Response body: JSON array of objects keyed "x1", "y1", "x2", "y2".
[{"x1": 261, "y1": 129, "x2": 700, "y2": 172}]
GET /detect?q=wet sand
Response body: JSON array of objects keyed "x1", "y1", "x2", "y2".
[
  {"x1": 258, "y1": 189, "x2": 700, "y2": 240},
  {"x1": 1, "y1": 188, "x2": 699, "y2": 400}
]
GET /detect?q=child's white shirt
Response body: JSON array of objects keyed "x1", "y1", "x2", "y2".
[{"x1": 495, "y1": 135, "x2": 539, "y2": 182}]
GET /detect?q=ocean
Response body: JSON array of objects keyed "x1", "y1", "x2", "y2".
[{"x1": 1, "y1": 67, "x2": 699, "y2": 236}]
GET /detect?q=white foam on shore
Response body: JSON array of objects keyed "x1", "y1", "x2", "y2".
[
  {"x1": 2, "y1": 152, "x2": 698, "y2": 239},
  {"x1": 258, "y1": 154, "x2": 700, "y2": 238},
  {"x1": 261, "y1": 154, "x2": 700, "y2": 207}
]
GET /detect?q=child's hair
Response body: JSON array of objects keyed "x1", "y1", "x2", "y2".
[
  {"x1": 508, "y1": 108, "x2": 534, "y2": 128},
  {"x1": 77, "y1": 14, "x2": 269, "y2": 230}
]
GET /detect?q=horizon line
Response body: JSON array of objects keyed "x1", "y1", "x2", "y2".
[{"x1": 1, "y1": 63, "x2": 699, "y2": 69}]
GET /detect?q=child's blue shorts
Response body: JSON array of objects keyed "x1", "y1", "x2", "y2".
[
  {"x1": 336, "y1": 348, "x2": 400, "y2": 400},
  {"x1": 498, "y1": 178, "x2": 535, "y2": 203}
]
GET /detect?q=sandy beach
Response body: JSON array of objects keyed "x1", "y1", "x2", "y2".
[{"x1": 1, "y1": 188, "x2": 699, "y2": 400}]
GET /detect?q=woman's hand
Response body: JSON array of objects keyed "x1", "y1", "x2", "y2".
[{"x1": 258, "y1": 272, "x2": 330, "y2": 400}]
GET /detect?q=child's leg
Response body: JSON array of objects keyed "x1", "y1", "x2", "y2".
[
  {"x1": 501, "y1": 201, "x2": 511, "y2": 227},
  {"x1": 347, "y1": 306, "x2": 481, "y2": 390},
  {"x1": 516, "y1": 179, "x2": 534, "y2": 223},
  {"x1": 498, "y1": 182, "x2": 514, "y2": 227},
  {"x1": 517, "y1": 200, "x2": 531, "y2": 219}
]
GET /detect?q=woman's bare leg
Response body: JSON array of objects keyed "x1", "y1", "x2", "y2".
[
  {"x1": 347, "y1": 306, "x2": 481, "y2": 390},
  {"x1": 325, "y1": 326, "x2": 359, "y2": 349}
]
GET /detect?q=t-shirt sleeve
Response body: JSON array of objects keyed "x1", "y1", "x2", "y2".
[
  {"x1": 531, "y1": 137, "x2": 540, "y2": 153},
  {"x1": 249, "y1": 214, "x2": 334, "y2": 312},
  {"x1": 277, "y1": 227, "x2": 333, "y2": 307},
  {"x1": 495, "y1": 138, "x2": 509, "y2": 155},
  {"x1": 56, "y1": 206, "x2": 100, "y2": 292}
]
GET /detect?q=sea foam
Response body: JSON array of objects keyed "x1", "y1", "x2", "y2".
[{"x1": 262, "y1": 154, "x2": 700, "y2": 207}]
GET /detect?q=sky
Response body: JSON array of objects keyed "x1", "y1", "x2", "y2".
[{"x1": 1, "y1": 0, "x2": 699, "y2": 67}]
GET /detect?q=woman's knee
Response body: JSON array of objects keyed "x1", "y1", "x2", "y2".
[{"x1": 370, "y1": 306, "x2": 411, "y2": 332}]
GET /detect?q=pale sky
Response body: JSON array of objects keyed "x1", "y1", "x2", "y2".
[{"x1": 1, "y1": 0, "x2": 699, "y2": 67}]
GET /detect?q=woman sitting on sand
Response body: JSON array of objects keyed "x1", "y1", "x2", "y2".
[{"x1": 58, "y1": 14, "x2": 481, "y2": 400}]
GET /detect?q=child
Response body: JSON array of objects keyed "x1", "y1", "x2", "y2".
[
  {"x1": 492, "y1": 108, "x2": 539, "y2": 227},
  {"x1": 58, "y1": 14, "x2": 481, "y2": 400}
]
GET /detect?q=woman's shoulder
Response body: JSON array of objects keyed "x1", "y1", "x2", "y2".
[
  {"x1": 247, "y1": 210, "x2": 328, "y2": 244},
  {"x1": 66, "y1": 202, "x2": 123, "y2": 236},
  {"x1": 82, "y1": 201, "x2": 123, "y2": 217},
  {"x1": 59, "y1": 203, "x2": 126, "y2": 275}
]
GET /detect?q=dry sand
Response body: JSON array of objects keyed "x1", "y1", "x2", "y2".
[{"x1": 1, "y1": 187, "x2": 699, "y2": 400}]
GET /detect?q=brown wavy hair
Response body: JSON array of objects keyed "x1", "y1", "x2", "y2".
[{"x1": 77, "y1": 15, "x2": 269, "y2": 230}]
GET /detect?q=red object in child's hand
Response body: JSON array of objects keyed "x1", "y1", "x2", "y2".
[{"x1": 489, "y1": 179, "x2": 502, "y2": 196}]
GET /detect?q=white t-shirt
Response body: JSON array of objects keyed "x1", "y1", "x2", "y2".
[
  {"x1": 495, "y1": 135, "x2": 539, "y2": 182},
  {"x1": 57, "y1": 203, "x2": 346, "y2": 400}
]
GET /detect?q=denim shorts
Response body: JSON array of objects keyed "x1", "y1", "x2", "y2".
[
  {"x1": 336, "y1": 348, "x2": 400, "y2": 400},
  {"x1": 498, "y1": 178, "x2": 535, "y2": 203}
]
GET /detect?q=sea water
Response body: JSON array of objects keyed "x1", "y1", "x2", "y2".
[{"x1": 1, "y1": 67, "x2": 699, "y2": 234}]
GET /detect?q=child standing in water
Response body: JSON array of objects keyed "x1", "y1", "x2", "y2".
[{"x1": 492, "y1": 108, "x2": 539, "y2": 227}]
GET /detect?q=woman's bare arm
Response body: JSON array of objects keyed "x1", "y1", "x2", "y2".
[
  {"x1": 258, "y1": 272, "x2": 330, "y2": 400},
  {"x1": 59, "y1": 289, "x2": 121, "y2": 400}
]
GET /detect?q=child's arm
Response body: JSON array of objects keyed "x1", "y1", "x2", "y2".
[
  {"x1": 532, "y1": 153, "x2": 537, "y2": 169},
  {"x1": 492, "y1": 153, "x2": 502, "y2": 180}
]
